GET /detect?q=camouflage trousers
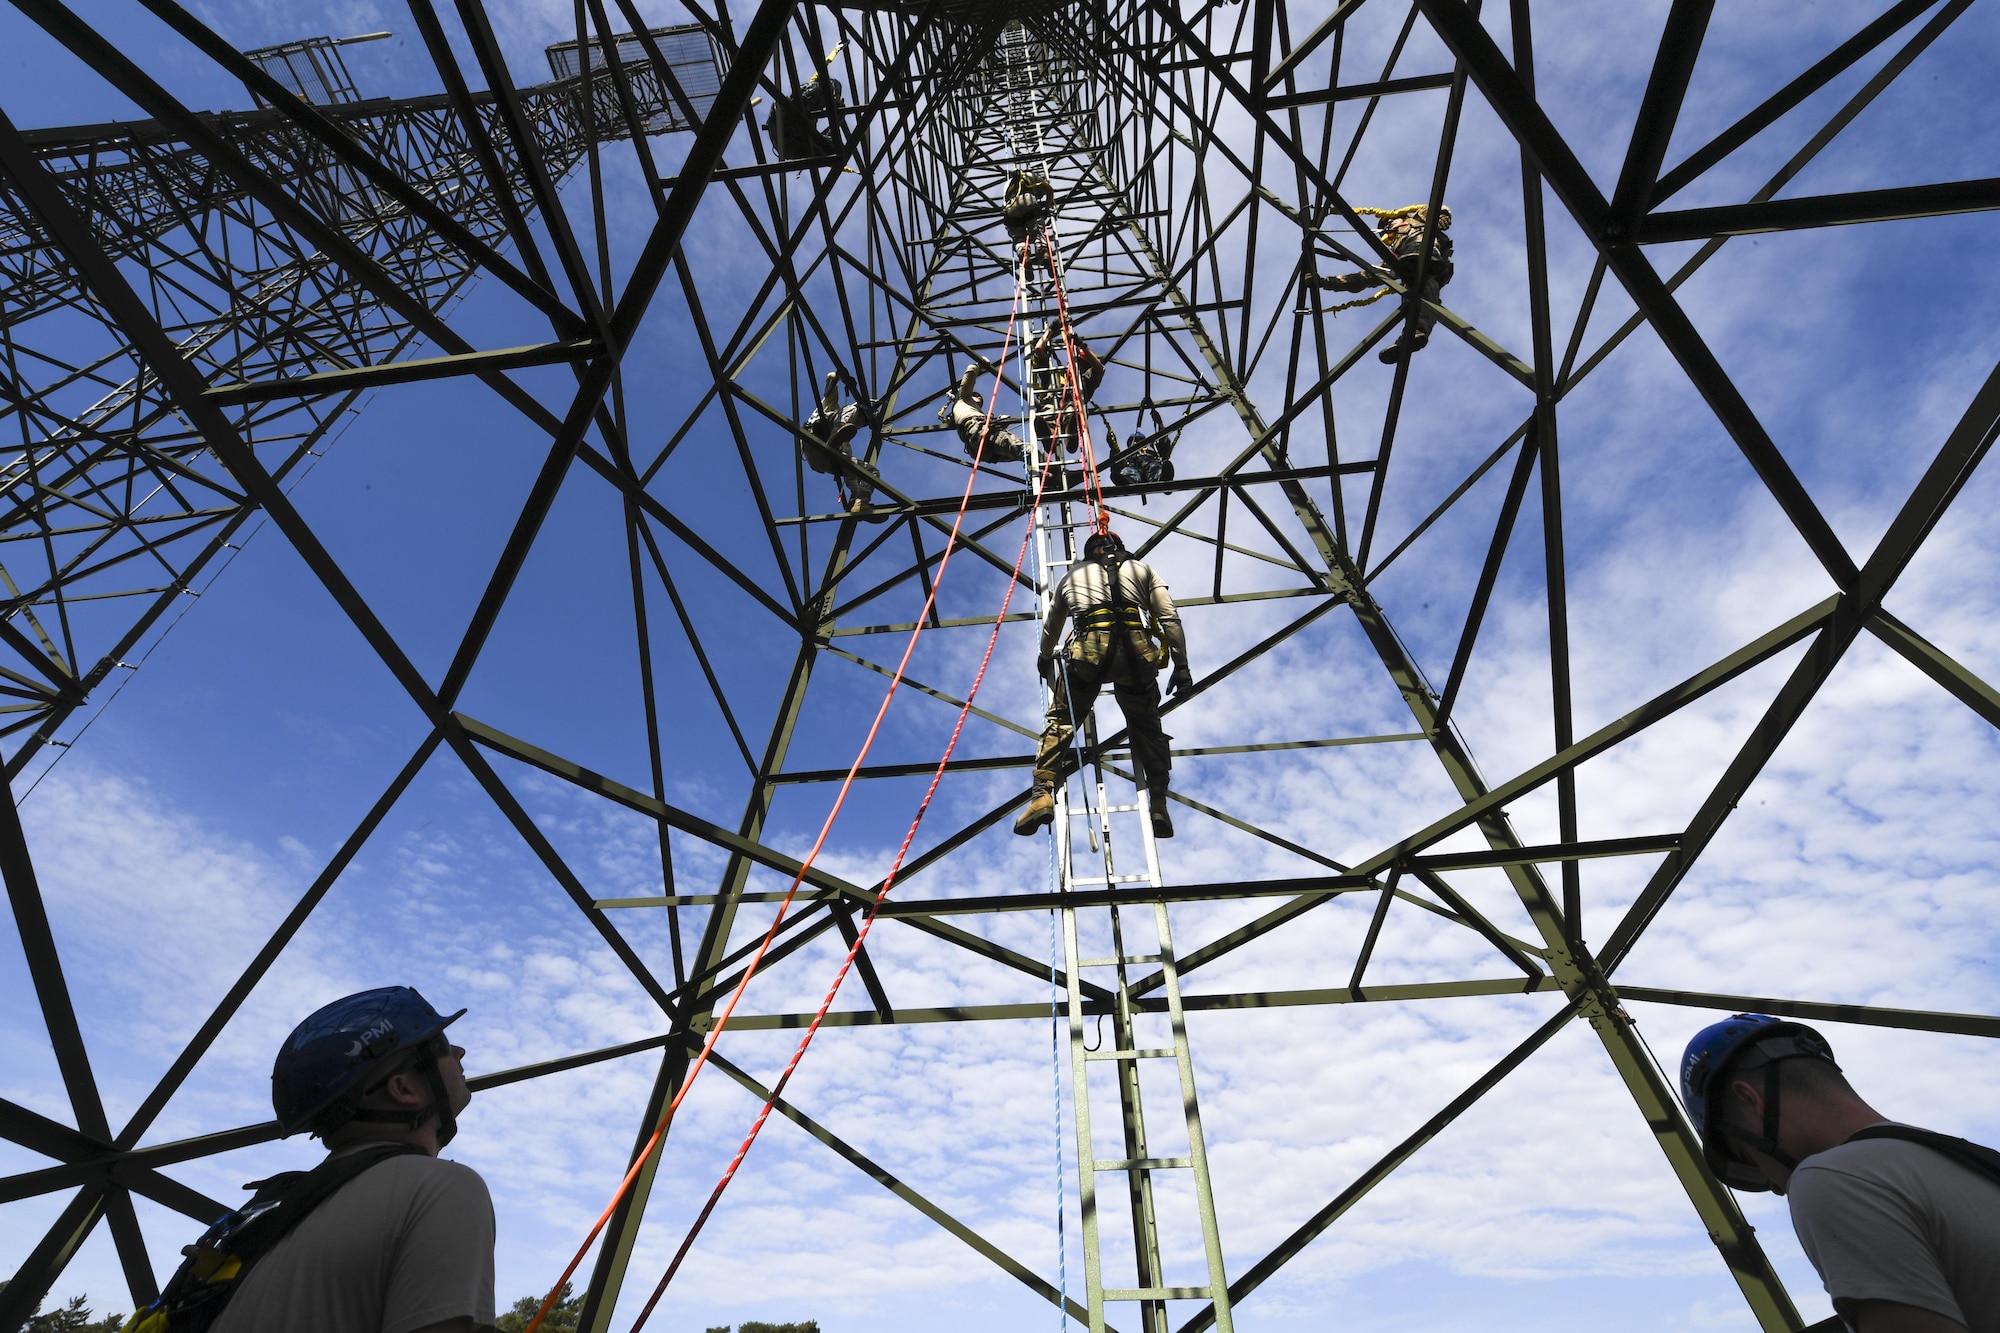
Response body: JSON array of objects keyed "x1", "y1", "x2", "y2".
[
  {"x1": 1034, "y1": 645, "x2": 1171, "y2": 796},
  {"x1": 1320, "y1": 267, "x2": 1441, "y2": 339}
]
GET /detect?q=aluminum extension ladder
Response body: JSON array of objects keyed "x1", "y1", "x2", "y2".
[{"x1": 1002, "y1": 31, "x2": 1233, "y2": 1333}]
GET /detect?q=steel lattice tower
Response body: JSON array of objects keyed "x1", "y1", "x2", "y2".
[{"x1": 2, "y1": 1, "x2": 1996, "y2": 1330}]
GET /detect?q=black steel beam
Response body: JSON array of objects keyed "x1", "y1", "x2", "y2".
[
  {"x1": 1866, "y1": 610, "x2": 2000, "y2": 730},
  {"x1": 1641, "y1": 177, "x2": 2000, "y2": 242},
  {"x1": 203, "y1": 341, "x2": 601, "y2": 405},
  {"x1": 1263, "y1": 71, "x2": 1453, "y2": 110},
  {"x1": 1413, "y1": 0, "x2": 1861, "y2": 593},
  {"x1": 1619, "y1": 986, "x2": 2000, "y2": 1040},
  {"x1": 1653, "y1": 0, "x2": 1944, "y2": 204},
  {"x1": 1411, "y1": 834, "x2": 1681, "y2": 873},
  {"x1": 1608, "y1": 0, "x2": 1713, "y2": 236}
]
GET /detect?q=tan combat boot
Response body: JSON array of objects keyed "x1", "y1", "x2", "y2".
[{"x1": 1014, "y1": 786, "x2": 1056, "y2": 836}]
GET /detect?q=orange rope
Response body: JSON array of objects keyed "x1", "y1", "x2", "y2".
[
  {"x1": 625, "y1": 320, "x2": 1065, "y2": 1333},
  {"x1": 1036, "y1": 219, "x2": 1111, "y2": 532},
  {"x1": 520, "y1": 265, "x2": 1031, "y2": 1333}
]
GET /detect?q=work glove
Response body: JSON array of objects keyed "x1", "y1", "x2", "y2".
[
  {"x1": 1037, "y1": 652, "x2": 1057, "y2": 685},
  {"x1": 1168, "y1": 663, "x2": 1195, "y2": 699}
]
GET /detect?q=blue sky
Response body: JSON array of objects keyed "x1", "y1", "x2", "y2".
[{"x1": 3, "y1": 1, "x2": 1998, "y2": 1330}]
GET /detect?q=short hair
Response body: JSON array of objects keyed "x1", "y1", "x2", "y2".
[
  {"x1": 1719, "y1": 1053, "x2": 1856, "y2": 1126},
  {"x1": 1779, "y1": 1054, "x2": 1855, "y2": 1098}
]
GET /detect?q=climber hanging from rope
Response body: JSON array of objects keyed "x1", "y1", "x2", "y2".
[
  {"x1": 1027, "y1": 323, "x2": 1103, "y2": 456},
  {"x1": 1108, "y1": 404, "x2": 1179, "y2": 494},
  {"x1": 1304, "y1": 203, "x2": 1454, "y2": 364},
  {"x1": 800, "y1": 370, "x2": 888, "y2": 521},
  {"x1": 940, "y1": 360, "x2": 1029, "y2": 464},
  {"x1": 765, "y1": 44, "x2": 846, "y2": 162},
  {"x1": 1018, "y1": 529, "x2": 1192, "y2": 840}
]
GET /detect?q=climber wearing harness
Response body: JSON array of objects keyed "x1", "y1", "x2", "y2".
[
  {"x1": 1017, "y1": 529, "x2": 1192, "y2": 839},
  {"x1": 801, "y1": 370, "x2": 887, "y2": 521},
  {"x1": 1027, "y1": 324, "x2": 1104, "y2": 455},
  {"x1": 1681, "y1": 1014, "x2": 2000, "y2": 1333},
  {"x1": 1304, "y1": 204, "x2": 1453, "y2": 364},
  {"x1": 1003, "y1": 170, "x2": 1056, "y2": 247},
  {"x1": 940, "y1": 361, "x2": 1029, "y2": 464},
  {"x1": 124, "y1": 987, "x2": 495, "y2": 1333}
]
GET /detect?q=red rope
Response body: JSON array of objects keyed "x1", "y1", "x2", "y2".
[
  {"x1": 1035, "y1": 219, "x2": 1111, "y2": 532},
  {"x1": 519, "y1": 265, "x2": 1031, "y2": 1333},
  {"x1": 622, "y1": 249, "x2": 1058, "y2": 1331}
]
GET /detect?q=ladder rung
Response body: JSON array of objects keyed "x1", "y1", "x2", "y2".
[
  {"x1": 1076, "y1": 953, "x2": 1162, "y2": 967},
  {"x1": 1067, "y1": 874, "x2": 1154, "y2": 886},
  {"x1": 1104, "y1": 1287, "x2": 1211, "y2": 1302},
  {"x1": 1099, "y1": 803, "x2": 1147, "y2": 813},
  {"x1": 1085, "y1": 1047, "x2": 1177, "y2": 1062},
  {"x1": 1094, "y1": 1156, "x2": 1193, "y2": 1171}
]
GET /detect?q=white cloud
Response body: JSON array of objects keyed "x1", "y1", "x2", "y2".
[{"x1": 7, "y1": 2, "x2": 2000, "y2": 1331}]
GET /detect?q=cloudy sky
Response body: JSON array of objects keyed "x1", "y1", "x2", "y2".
[{"x1": 2, "y1": 0, "x2": 1997, "y2": 1331}]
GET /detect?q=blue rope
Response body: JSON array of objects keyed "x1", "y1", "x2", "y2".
[{"x1": 1047, "y1": 822, "x2": 1068, "y2": 1329}]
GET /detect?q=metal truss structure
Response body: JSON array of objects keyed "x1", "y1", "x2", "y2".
[{"x1": 2, "y1": 0, "x2": 1997, "y2": 1329}]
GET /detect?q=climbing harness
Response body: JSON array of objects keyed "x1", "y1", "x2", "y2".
[{"x1": 124, "y1": 1144, "x2": 427, "y2": 1333}]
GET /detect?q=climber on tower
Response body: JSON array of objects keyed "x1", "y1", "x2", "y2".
[
  {"x1": 939, "y1": 361, "x2": 1028, "y2": 464},
  {"x1": 800, "y1": 370, "x2": 887, "y2": 521},
  {"x1": 1003, "y1": 170, "x2": 1056, "y2": 250},
  {"x1": 1304, "y1": 204, "x2": 1453, "y2": 364},
  {"x1": 1016, "y1": 529, "x2": 1193, "y2": 840},
  {"x1": 1027, "y1": 323, "x2": 1104, "y2": 454}
]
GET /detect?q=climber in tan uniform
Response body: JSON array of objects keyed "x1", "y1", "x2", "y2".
[
  {"x1": 1016, "y1": 530, "x2": 1193, "y2": 840},
  {"x1": 800, "y1": 370, "x2": 886, "y2": 520},
  {"x1": 1027, "y1": 324, "x2": 1104, "y2": 455},
  {"x1": 939, "y1": 362, "x2": 1028, "y2": 463},
  {"x1": 1304, "y1": 203, "x2": 1453, "y2": 364}
]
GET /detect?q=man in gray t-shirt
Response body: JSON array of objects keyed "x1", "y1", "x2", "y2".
[
  {"x1": 1789, "y1": 1131, "x2": 2000, "y2": 1333},
  {"x1": 216, "y1": 986, "x2": 497, "y2": 1333},
  {"x1": 1682, "y1": 1014, "x2": 2000, "y2": 1333}
]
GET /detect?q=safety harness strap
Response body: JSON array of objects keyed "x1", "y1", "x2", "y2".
[
  {"x1": 1074, "y1": 605, "x2": 1146, "y2": 632},
  {"x1": 1847, "y1": 1124, "x2": 2000, "y2": 1189}
]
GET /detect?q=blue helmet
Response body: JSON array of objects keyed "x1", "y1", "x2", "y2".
[
  {"x1": 272, "y1": 986, "x2": 465, "y2": 1141},
  {"x1": 1680, "y1": 1013, "x2": 1838, "y2": 1192}
]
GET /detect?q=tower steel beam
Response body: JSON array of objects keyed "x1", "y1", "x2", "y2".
[{"x1": 2, "y1": 2, "x2": 1996, "y2": 1328}]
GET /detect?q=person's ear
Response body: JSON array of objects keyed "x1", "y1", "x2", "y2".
[
  {"x1": 383, "y1": 1068, "x2": 428, "y2": 1107},
  {"x1": 1727, "y1": 1076, "x2": 1764, "y2": 1121}
]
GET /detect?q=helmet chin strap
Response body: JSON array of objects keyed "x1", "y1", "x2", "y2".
[
  {"x1": 1715, "y1": 1063, "x2": 1801, "y2": 1192},
  {"x1": 346, "y1": 1056, "x2": 458, "y2": 1148}
]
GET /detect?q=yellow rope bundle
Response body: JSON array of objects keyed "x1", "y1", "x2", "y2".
[
  {"x1": 1352, "y1": 203, "x2": 1449, "y2": 228},
  {"x1": 1318, "y1": 284, "x2": 1398, "y2": 314}
]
